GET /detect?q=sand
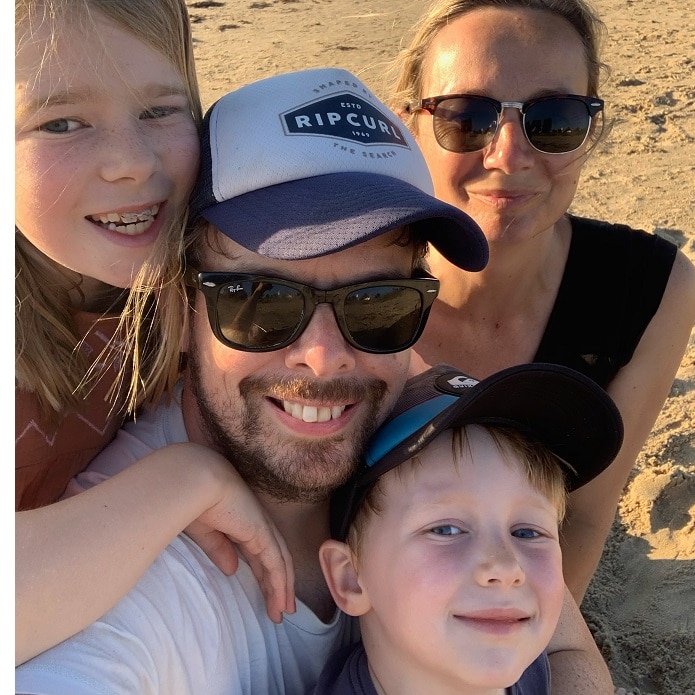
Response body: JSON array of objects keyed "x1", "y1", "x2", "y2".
[{"x1": 187, "y1": 1, "x2": 695, "y2": 693}]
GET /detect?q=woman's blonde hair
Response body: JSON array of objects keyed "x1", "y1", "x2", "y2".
[
  {"x1": 15, "y1": 0, "x2": 203, "y2": 421},
  {"x1": 388, "y1": 0, "x2": 607, "y2": 133}
]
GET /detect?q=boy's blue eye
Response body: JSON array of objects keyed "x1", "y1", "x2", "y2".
[
  {"x1": 430, "y1": 525, "x2": 462, "y2": 536},
  {"x1": 512, "y1": 528, "x2": 540, "y2": 539}
]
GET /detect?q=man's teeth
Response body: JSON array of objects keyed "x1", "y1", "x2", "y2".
[
  {"x1": 90, "y1": 204, "x2": 160, "y2": 236},
  {"x1": 282, "y1": 401, "x2": 346, "y2": 423}
]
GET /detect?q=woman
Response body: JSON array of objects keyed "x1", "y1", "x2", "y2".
[{"x1": 389, "y1": 0, "x2": 695, "y2": 601}]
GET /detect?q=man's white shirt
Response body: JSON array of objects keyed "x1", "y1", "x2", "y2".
[{"x1": 16, "y1": 384, "x2": 358, "y2": 695}]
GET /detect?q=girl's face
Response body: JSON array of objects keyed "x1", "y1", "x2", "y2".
[
  {"x1": 414, "y1": 7, "x2": 591, "y2": 248},
  {"x1": 15, "y1": 12, "x2": 200, "y2": 289}
]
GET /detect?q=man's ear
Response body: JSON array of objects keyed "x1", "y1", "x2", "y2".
[{"x1": 319, "y1": 539, "x2": 371, "y2": 617}]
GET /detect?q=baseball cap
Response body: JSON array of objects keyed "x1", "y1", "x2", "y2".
[
  {"x1": 330, "y1": 363, "x2": 624, "y2": 541},
  {"x1": 189, "y1": 67, "x2": 488, "y2": 270}
]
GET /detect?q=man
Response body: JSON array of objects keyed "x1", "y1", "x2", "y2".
[{"x1": 15, "y1": 68, "x2": 612, "y2": 694}]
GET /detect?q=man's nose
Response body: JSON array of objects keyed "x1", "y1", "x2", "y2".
[{"x1": 283, "y1": 304, "x2": 357, "y2": 377}]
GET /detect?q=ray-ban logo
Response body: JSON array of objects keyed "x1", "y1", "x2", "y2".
[{"x1": 281, "y1": 94, "x2": 408, "y2": 147}]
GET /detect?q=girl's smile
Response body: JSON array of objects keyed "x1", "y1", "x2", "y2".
[{"x1": 15, "y1": 11, "x2": 199, "y2": 289}]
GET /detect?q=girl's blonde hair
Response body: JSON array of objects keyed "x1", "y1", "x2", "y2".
[
  {"x1": 387, "y1": 0, "x2": 607, "y2": 133},
  {"x1": 15, "y1": 0, "x2": 203, "y2": 421}
]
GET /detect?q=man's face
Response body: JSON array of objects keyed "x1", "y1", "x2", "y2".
[{"x1": 183, "y1": 229, "x2": 414, "y2": 502}]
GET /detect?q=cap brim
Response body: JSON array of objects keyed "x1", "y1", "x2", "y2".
[
  {"x1": 438, "y1": 365, "x2": 623, "y2": 485},
  {"x1": 199, "y1": 172, "x2": 488, "y2": 271},
  {"x1": 331, "y1": 363, "x2": 623, "y2": 541}
]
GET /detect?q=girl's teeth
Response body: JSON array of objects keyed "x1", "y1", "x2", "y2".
[
  {"x1": 106, "y1": 220, "x2": 152, "y2": 236},
  {"x1": 282, "y1": 401, "x2": 346, "y2": 423},
  {"x1": 93, "y1": 204, "x2": 160, "y2": 227}
]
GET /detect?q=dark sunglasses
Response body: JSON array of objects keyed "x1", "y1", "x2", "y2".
[
  {"x1": 186, "y1": 268, "x2": 440, "y2": 353},
  {"x1": 411, "y1": 93, "x2": 604, "y2": 154}
]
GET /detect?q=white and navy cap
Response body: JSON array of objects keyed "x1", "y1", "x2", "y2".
[
  {"x1": 330, "y1": 363, "x2": 624, "y2": 541},
  {"x1": 189, "y1": 67, "x2": 488, "y2": 270}
]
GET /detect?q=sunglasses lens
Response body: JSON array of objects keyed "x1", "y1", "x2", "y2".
[
  {"x1": 432, "y1": 97, "x2": 498, "y2": 153},
  {"x1": 217, "y1": 280, "x2": 305, "y2": 349},
  {"x1": 343, "y1": 285, "x2": 424, "y2": 352},
  {"x1": 524, "y1": 98, "x2": 592, "y2": 153}
]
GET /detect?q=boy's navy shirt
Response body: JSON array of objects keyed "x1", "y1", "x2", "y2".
[{"x1": 309, "y1": 641, "x2": 551, "y2": 694}]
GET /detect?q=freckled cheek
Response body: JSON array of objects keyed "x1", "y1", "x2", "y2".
[
  {"x1": 166, "y1": 127, "x2": 200, "y2": 188},
  {"x1": 398, "y1": 549, "x2": 457, "y2": 591},
  {"x1": 15, "y1": 149, "x2": 76, "y2": 228},
  {"x1": 528, "y1": 549, "x2": 564, "y2": 596}
]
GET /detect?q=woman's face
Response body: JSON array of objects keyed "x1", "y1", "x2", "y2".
[
  {"x1": 414, "y1": 7, "x2": 592, "y2": 247},
  {"x1": 15, "y1": 12, "x2": 200, "y2": 288}
]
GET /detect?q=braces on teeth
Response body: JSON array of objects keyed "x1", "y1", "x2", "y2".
[{"x1": 92, "y1": 203, "x2": 160, "y2": 226}]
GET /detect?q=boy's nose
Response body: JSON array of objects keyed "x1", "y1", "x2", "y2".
[{"x1": 473, "y1": 538, "x2": 526, "y2": 588}]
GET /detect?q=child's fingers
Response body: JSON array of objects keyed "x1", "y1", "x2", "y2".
[
  {"x1": 188, "y1": 521, "x2": 292, "y2": 622},
  {"x1": 277, "y1": 525, "x2": 296, "y2": 615},
  {"x1": 241, "y1": 526, "x2": 295, "y2": 623},
  {"x1": 185, "y1": 525, "x2": 239, "y2": 576}
]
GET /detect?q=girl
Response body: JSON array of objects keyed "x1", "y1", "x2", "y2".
[{"x1": 16, "y1": 0, "x2": 293, "y2": 665}]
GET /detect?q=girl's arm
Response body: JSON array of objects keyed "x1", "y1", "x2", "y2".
[
  {"x1": 16, "y1": 442, "x2": 295, "y2": 666},
  {"x1": 561, "y1": 250, "x2": 695, "y2": 601}
]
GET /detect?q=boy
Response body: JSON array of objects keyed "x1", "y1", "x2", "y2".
[{"x1": 315, "y1": 362, "x2": 624, "y2": 695}]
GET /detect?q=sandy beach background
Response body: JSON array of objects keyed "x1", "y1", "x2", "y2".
[{"x1": 186, "y1": 1, "x2": 694, "y2": 692}]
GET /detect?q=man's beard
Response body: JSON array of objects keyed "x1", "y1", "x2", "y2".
[{"x1": 188, "y1": 352, "x2": 388, "y2": 503}]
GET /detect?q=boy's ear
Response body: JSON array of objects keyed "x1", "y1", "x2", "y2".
[{"x1": 319, "y1": 539, "x2": 371, "y2": 617}]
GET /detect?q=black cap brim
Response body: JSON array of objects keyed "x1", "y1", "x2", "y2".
[{"x1": 331, "y1": 363, "x2": 624, "y2": 541}]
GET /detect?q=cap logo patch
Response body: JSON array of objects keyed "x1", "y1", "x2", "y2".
[
  {"x1": 447, "y1": 375, "x2": 479, "y2": 389},
  {"x1": 434, "y1": 373, "x2": 480, "y2": 396},
  {"x1": 281, "y1": 93, "x2": 409, "y2": 148}
]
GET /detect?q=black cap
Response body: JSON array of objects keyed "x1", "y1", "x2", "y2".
[{"x1": 331, "y1": 363, "x2": 624, "y2": 541}]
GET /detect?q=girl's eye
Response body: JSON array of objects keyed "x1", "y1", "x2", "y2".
[
  {"x1": 430, "y1": 524, "x2": 463, "y2": 536},
  {"x1": 512, "y1": 528, "x2": 541, "y2": 539},
  {"x1": 37, "y1": 118, "x2": 84, "y2": 134}
]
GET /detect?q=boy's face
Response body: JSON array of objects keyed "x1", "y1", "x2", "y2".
[{"x1": 355, "y1": 425, "x2": 564, "y2": 691}]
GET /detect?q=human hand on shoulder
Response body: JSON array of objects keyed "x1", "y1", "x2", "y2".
[{"x1": 172, "y1": 444, "x2": 296, "y2": 623}]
